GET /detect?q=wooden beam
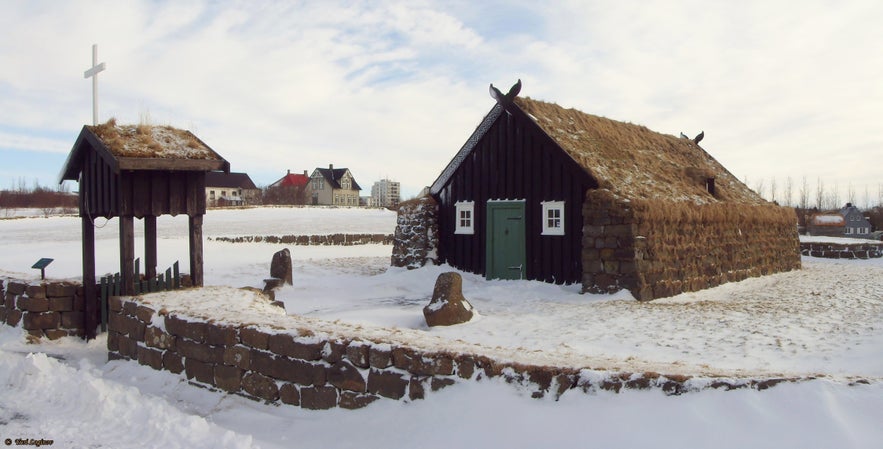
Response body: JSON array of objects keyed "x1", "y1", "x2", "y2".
[
  {"x1": 144, "y1": 215, "x2": 157, "y2": 279},
  {"x1": 132, "y1": 171, "x2": 150, "y2": 218},
  {"x1": 119, "y1": 215, "x2": 135, "y2": 295},
  {"x1": 82, "y1": 216, "x2": 97, "y2": 340},
  {"x1": 117, "y1": 157, "x2": 227, "y2": 172},
  {"x1": 189, "y1": 214, "x2": 204, "y2": 287}
]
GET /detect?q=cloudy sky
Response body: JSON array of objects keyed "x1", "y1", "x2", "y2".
[{"x1": 1, "y1": 0, "x2": 881, "y2": 204}]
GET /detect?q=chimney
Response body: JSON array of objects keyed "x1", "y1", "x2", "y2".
[
  {"x1": 329, "y1": 164, "x2": 334, "y2": 170},
  {"x1": 287, "y1": 169, "x2": 290, "y2": 175},
  {"x1": 303, "y1": 170, "x2": 308, "y2": 176}
]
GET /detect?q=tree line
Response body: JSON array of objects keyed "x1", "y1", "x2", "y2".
[
  {"x1": 747, "y1": 176, "x2": 883, "y2": 231},
  {"x1": 0, "y1": 179, "x2": 77, "y2": 213}
]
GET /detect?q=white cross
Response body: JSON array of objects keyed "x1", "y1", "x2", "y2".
[{"x1": 83, "y1": 44, "x2": 106, "y2": 126}]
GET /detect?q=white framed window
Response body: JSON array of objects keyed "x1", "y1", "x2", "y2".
[
  {"x1": 541, "y1": 201, "x2": 565, "y2": 236},
  {"x1": 455, "y1": 201, "x2": 475, "y2": 235}
]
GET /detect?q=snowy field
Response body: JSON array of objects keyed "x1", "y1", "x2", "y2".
[{"x1": 2, "y1": 206, "x2": 882, "y2": 448}]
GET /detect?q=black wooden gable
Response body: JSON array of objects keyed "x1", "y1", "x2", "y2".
[{"x1": 430, "y1": 92, "x2": 599, "y2": 284}]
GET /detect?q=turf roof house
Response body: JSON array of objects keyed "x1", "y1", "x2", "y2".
[
  {"x1": 423, "y1": 82, "x2": 800, "y2": 300},
  {"x1": 60, "y1": 120, "x2": 229, "y2": 336}
]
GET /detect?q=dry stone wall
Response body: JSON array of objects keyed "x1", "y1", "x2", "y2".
[
  {"x1": 105, "y1": 292, "x2": 818, "y2": 410},
  {"x1": 582, "y1": 189, "x2": 802, "y2": 301},
  {"x1": 1, "y1": 278, "x2": 87, "y2": 339},
  {"x1": 391, "y1": 196, "x2": 439, "y2": 269},
  {"x1": 210, "y1": 233, "x2": 393, "y2": 245},
  {"x1": 800, "y1": 242, "x2": 883, "y2": 259}
]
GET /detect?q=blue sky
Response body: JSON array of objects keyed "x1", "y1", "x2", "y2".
[{"x1": 1, "y1": 0, "x2": 881, "y2": 204}]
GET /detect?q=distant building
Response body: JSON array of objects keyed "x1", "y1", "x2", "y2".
[
  {"x1": 205, "y1": 171, "x2": 259, "y2": 207},
  {"x1": 371, "y1": 178, "x2": 401, "y2": 208},
  {"x1": 310, "y1": 164, "x2": 361, "y2": 206},
  {"x1": 807, "y1": 203, "x2": 872, "y2": 238},
  {"x1": 807, "y1": 214, "x2": 845, "y2": 237},
  {"x1": 266, "y1": 169, "x2": 311, "y2": 205},
  {"x1": 842, "y1": 204, "x2": 873, "y2": 238},
  {"x1": 269, "y1": 170, "x2": 310, "y2": 189}
]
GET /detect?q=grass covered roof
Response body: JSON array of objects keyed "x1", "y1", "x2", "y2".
[
  {"x1": 88, "y1": 118, "x2": 222, "y2": 161},
  {"x1": 514, "y1": 97, "x2": 765, "y2": 205}
]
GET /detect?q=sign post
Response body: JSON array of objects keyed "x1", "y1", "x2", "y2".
[{"x1": 31, "y1": 258, "x2": 54, "y2": 280}]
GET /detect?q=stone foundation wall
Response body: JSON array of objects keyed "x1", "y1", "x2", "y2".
[
  {"x1": 800, "y1": 242, "x2": 883, "y2": 259},
  {"x1": 391, "y1": 196, "x2": 438, "y2": 269},
  {"x1": 0, "y1": 279, "x2": 87, "y2": 339},
  {"x1": 106, "y1": 292, "x2": 819, "y2": 410},
  {"x1": 582, "y1": 190, "x2": 802, "y2": 301},
  {"x1": 209, "y1": 233, "x2": 393, "y2": 245}
]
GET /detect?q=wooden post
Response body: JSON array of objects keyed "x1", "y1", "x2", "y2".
[
  {"x1": 189, "y1": 213, "x2": 204, "y2": 287},
  {"x1": 82, "y1": 215, "x2": 97, "y2": 340},
  {"x1": 145, "y1": 215, "x2": 157, "y2": 279},
  {"x1": 120, "y1": 215, "x2": 135, "y2": 295}
]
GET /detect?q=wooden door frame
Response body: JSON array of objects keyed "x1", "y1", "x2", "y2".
[{"x1": 485, "y1": 200, "x2": 526, "y2": 280}]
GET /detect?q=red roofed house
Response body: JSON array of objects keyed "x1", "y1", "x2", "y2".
[
  {"x1": 270, "y1": 170, "x2": 311, "y2": 189},
  {"x1": 265, "y1": 169, "x2": 311, "y2": 205}
]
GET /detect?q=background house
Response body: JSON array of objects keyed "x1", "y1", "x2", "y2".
[
  {"x1": 265, "y1": 169, "x2": 310, "y2": 205},
  {"x1": 205, "y1": 171, "x2": 259, "y2": 207},
  {"x1": 841, "y1": 203, "x2": 873, "y2": 238},
  {"x1": 371, "y1": 178, "x2": 401, "y2": 208},
  {"x1": 310, "y1": 164, "x2": 361, "y2": 206},
  {"x1": 420, "y1": 83, "x2": 800, "y2": 300},
  {"x1": 808, "y1": 203, "x2": 873, "y2": 238}
]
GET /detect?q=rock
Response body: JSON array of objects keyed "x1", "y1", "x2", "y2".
[
  {"x1": 270, "y1": 248, "x2": 293, "y2": 285},
  {"x1": 423, "y1": 272, "x2": 474, "y2": 327},
  {"x1": 262, "y1": 278, "x2": 283, "y2": 295},
  {"x1": 391, "y1": 196, "x2": 439, "y2": 269}
]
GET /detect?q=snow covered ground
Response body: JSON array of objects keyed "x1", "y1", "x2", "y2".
[{"x1": 2, "y1": 207, "x2": 882, "y2": 448}]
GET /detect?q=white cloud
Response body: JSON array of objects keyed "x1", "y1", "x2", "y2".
[{"x1": 1, "y1": 0, "x2": 881, "y2": 201}]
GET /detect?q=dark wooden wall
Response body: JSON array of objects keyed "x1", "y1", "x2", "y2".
[
  {"x1": 78, "y1": 146, "x2": 206, "y2": 219},
  {"x1": 434, "y1": 106, "x2": 597, "y2": 284}
]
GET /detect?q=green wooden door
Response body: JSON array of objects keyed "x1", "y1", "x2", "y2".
[{"x1": 486, "y1": 201, "x2": 526, "y2": 280}]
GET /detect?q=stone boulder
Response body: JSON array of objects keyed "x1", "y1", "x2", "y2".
[
  {"x1": 423, "y1": 272, "x2": 474, "y2": 327},
  {"x1": 270, "y1": 248, "x2": 293, "y2": 285},
  {"x1": 263, "y1": 248, "x2": 292, "y2": 295}
]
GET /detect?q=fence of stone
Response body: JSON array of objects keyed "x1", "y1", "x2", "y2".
[
  {"x1": 0, "y1": 279, "x2": 87, "y2": 339},
  {"x1": 800, "y1": 242, "x2": 883, "y2": 259},
  {"x1": 208, "y1": 234, "x2": 393, "y2": 245},
  {"x1": 104, "y1": 288, "x2": 817, "y2": 411}
]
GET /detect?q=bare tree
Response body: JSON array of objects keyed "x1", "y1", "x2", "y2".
[
  {"x1": 847, "y1": 182, "x2": 856, "y2": 206},
  {"x1": 769, "y1": 176, "x2": 778, "y2": 204},
  {"x1": 797, "y1": 176, "x2": 810, "y2": 227},
  {"x1": 754, "y1": 178, "x2": 766, "y2": 200},
  {"x1": 863, "y1": 185, "x2": 871, "y2": 210},
  {"x1": 815, "y1": 177, "x2": 825, "y2": 210},
  {"x1": 783, "y1": 176, "x2": 793, "y2": 207},
  {"x1": 799, "y1": 176, "x2": 809, "y2": 210},
  {"x1": 828, "y1": 182, "x2": 840, "y2": 210}
]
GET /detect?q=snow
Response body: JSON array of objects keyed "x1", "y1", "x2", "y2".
[
  {"x1": 800, "y1": 235, "x2": 882, "y2": 245},
  {"x1": 812, "y1": 215, "x2": 846, "y2": 225},
  {"x1": 2, "y1": 206, "x2": 883, "y2": 448}
]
